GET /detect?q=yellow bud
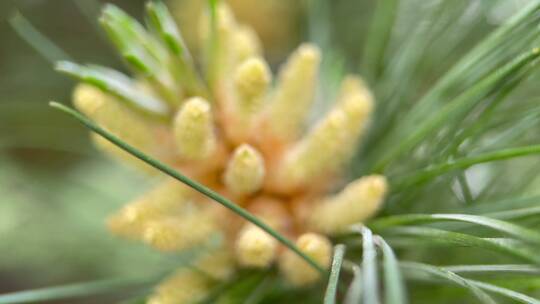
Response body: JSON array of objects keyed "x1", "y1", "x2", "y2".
[
  {"x1": 336, "y1": 75, "x2": 374, "y2": 132},
  {"x1": 148, "y1": 268, "x2": 212, "y2": 304},
  {"x1": 73, "y1": 83, "x2": 104, "y2": 116},
  {"x1": 173, "y1": 97, "x2": 216, "y2": 160},
  {"x1": 276, "y1": 81, "x2": 374, "y2": 189},
  {"x1": 235, "y1": 224, "x2": 277, "y2": 268},
  {"x1": 143, "y1": 211, "x2": 218, "y2": 252},
  {"x1": 280, "y1": 233, "x2": 332, "y2": 286},
  {"x1": 232, "y1": 25, "x2": 262, "y2": 64},
  {"x1": 73, "y1": 83, "x2": 158, "y2": 156},
  {"x1": 107, "y1": 180, "x2": 194, "y2": 239},
  {"x1": 264, "y1": 43, "x2": 321, "y2": 141},
  {"x1": 224, "y1": 144, "x2": 265, "y2": 195},
  {"x1": 224, "y1": 57, "x2": 270, "y2": 142},
  {"x1": 277, "y1": 109, "x2": 348, "y2": 188},
  {"x1": 336, "y1": 75, "x2": 370, "y2": 103},
  {"x1": 310, "y1": 175, "x2": 388, "y2": 234},
  {"x1": 234, "y1": 57, "x2": 271, "y2": 115}
]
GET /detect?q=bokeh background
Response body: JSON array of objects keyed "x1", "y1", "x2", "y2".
[{"x1": 0, "y1": 0, "x2": 533, "y2": 302}]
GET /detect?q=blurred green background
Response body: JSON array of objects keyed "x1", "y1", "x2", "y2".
[{"x1": 0, "y1": 0, "x2": 533, "y2": 302}]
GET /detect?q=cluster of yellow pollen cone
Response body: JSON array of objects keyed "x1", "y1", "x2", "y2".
[{"x1": 72, "y1": 3, "x2": 388, "y2": 303}]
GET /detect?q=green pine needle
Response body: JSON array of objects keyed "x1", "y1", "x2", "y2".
[
  {"x1": 443, "y1": 264, "x2": 540, "y2": 275},
  {"x1": 377, "y1": 236, "x2": 408, "y2": 304},
  {"x1": 402, "y1": 262, "x2": 540, "y2": 304},
  {"x1": 323, "y1": 244, "x2": 346, "y2": 304},
  {"x1": 393, "y1": 144, "x2": 540, "y2": 190},
  {"x1": 356, "y1": 226, "x2": 380, "y2": 304},
  {"x1": 55, "y1": 61, "x2": 169, "y2": 117},
  {"x1": 370, "y1": 213, "x2": 540, "y2": 246},
  {"x1": 0, "y1": 276, "x2": 157, "y2": 304},
  {"x1": 400, "y1": 262, "x2": 496, "y2": 304},
  {"x1": 383, "y1": 226, "x2": 540, "y2": 264},
  {"x1": 9, "y1": 11, "x2": 72, "y2": 64},
  {"x1": 372, "y1": 47, "x2": 540, "y2": 172}
]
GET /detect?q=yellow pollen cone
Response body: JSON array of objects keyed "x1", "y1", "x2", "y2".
[
  {"x1": 147, "y1": 268, "x2": 212, "y2": 304},
  {"x1": 73, "y1": 83, "x2": 159, "y2": 156},
  {"x1": 173, "y1": 97, "x2": 216, "y2": 160},
  {"x1": 264, "y1": 43, "x2": 321, "y2": 141},
  {"x1": 234, "y1": 57, "x2": 271, "y2": 115},
  {"x1": 276, "y1": 80, "x2": 374, "y2": 190},
  {"x1": 277, "y1": 109, "x2": 348, "y2": 189},
  {"x1": 279, "y1": 233, "x2": 332, "y2": 286},
  {"x1": 335, "y1": 75, "x2": 371, "y2": 103},
  {"x1": 225, "y1": 56, "x2": 271, "y2": 142},
  {"x1": 309, "y1": 175, "x2": 388, "y2": 235},
  {"x1": 235, "y1": 223, "x2": 277, "y2": 268},
  {"x1": 336, "y1": 75, "x2": 374, "y2": 133},
  {"x1": 143, "y1": 211, "x2": 218, "y2": 252},
  {"x1": 107, "y1": 180, "x2": 194, "y2": 239},
  {"x1": 224, "y1": 144, "x2": 265, "y2": 195},
  {"x1": 232, "y1": 25, "x2": 262, "y2": 64}
]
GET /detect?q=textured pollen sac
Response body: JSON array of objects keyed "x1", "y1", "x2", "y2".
[
  {"x1": 107, "y1": 179, "x2": 194, "y2": 239},
  {"x1": 309, "y1": 175, "x2": 388, "y2": 235},
  {"x1": 231, "y1": 25, "x2": 262, "y2": 64},
  {"x1": 279, "y1": 233, "x2": 332, "y2": 286},
  {"x1": 66, "y1": 2, "x2": 390, "y2": 303},
  {"x1": 225, "y1": 56, "x2": 271, "y2": 142},
  {"x1": 143, "y1": 211, "x2": 218, "y2": 252},
  {"x1": 173, "y1": 97, "x2": 216, "y2": 160},
  {"x1": 147, "y1": 268, "x2": 212, "y2": 304},
  {"x1": 235, "y1": 223, "x2": 277, "y2": 267},
  {"x1": 73, "y1": 83, "x2": 166, "y2": 169},
  {"x1": 262, "y1": 43, "x2": 321, "y2": 142},
  {"x1": 234, "y1": 57, "x2": 271, "y2": 116},
  {"x1": 224, "y1": 144, "x2": 265, "y2": 195},
  {"x1": 270, "y1": 77, "x2": 374, "y2": 191}
]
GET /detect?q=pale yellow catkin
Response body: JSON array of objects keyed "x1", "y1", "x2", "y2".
[
  {"x1": 335, "y1": 75, "x2": 370, "y2": 103},
  {"x1": 73, "y1": 84, "x2": 164, "y2": 171},
  {"x1": 225, "y1": 56, "x2": 271, "y2": 142},
  {"x1": 173, "y1": 97, "x2": 217, "y2": 160},
  {"x1": 224, "y1": 144, "x2": 265, "y2": 195},
  {"x1": 277, "y1": 109, "x2": 349, "y2": 189},
  {"x1": 143, "y1": 210, "x2": 219, "y2": 252},
  {"x1": 147, "y1": 268, "x2": 212, "y2": 304},
  {"x1": 73, "y1": 84, "x2": 157, "y2": 151},
  {"x1": 107, "y1": 179, "x2": 194, "y2": 239},
  {"x1": 264, "y1": 43, "x2": 321, "y2": 141},
  {"x1": 276, "y1": 77, "x2": 374, "y2": 189},
  {"x1": 231, "y1": 25, "x2": 262, "y2": 65},
  {"x1": 233, "y1": 57, "x2": 271, "y2": 116},
  {"x1": 309, "y1": 175, "x2": 388, "y2": 235},
  {"x1": 235, "y1": 223, "x2": 277, "y2": 267},
  {"x1": 279, "y1": 233, "x2": 332, "y2": 286}
]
